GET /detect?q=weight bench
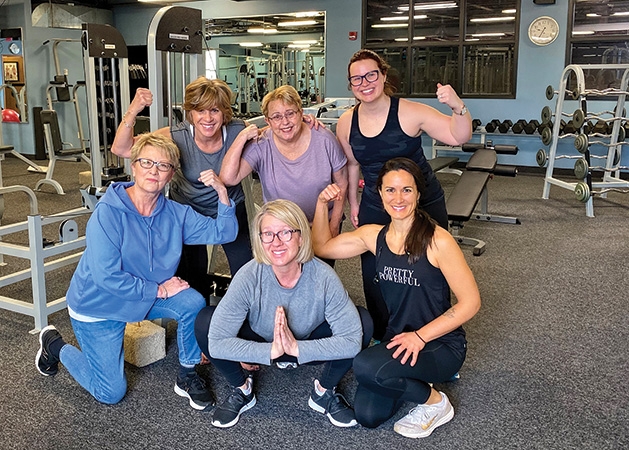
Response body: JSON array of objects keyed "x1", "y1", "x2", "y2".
[
  {"x1": 428, "y1": 156, "x2": 459, "y2": 173},
  {"x1": 38, "y1": 109, "x2": 90, "y2": 195},
  {"x1": 446, "y1": 142, "x2": 520, "y2": 256}
]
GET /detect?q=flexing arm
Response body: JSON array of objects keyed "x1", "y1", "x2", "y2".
[
  {"x1": 197, "y1": 169, "x2": 231, "y2": 206},
  {"x1": 312, "y1": 184, "x2": 378, "y2": 260},
  {"x1": 218, "y1": 124, "x2": 258, "y2": 186},
  {"x1": 328, "y1": 165, "x2": 348, "y2": 237},
  {"x1": 401, "y1": 84, "x2": 472, "y2": 147},
  {"x1": 336, "y1": 110, "x2": 361, "y2": 228},
  {"x1": 111, "y1": 88, "x2": 171, "y2": 158}
]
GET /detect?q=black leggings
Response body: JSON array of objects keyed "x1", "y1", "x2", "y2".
[
  {"x1": 358, "y1": 195, "x2": 448, "y2": 340},
  {"x1": 352, "y1": 339, "x2": 464, "y2": 428},
  {"x1": 194, "y1": 305, "x2": 373, "y2": 390},
  {"x1": 176, "y1": 202, "x2": 252, "y2": 298}
]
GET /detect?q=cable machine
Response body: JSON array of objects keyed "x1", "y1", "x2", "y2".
[
  {"x1": 147, "y1": 6, "x2": 204, "y2": 131},
  {"x1": 82, "y1": 23, "x2": 131, "y2": 187}
]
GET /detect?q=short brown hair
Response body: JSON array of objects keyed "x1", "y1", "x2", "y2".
[
  {"x1": 250, "y1": 199, "x2": 313, "y2": 265},
  {"x1": 183, "y1": 77, "x2": 234, "y2": 123},
  {"x1": 261, "y1": 85, "x2": 303, "y2": 117},
  {"x1": 347, "y1": 49, "x2": 396, "y2": 96},
  {"x1": 130, "y1": 132, "x2": 180, "y2": 169}
]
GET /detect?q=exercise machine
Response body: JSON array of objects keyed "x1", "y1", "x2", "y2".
[{"x1": 43, "y1": 38, "x2": 89, "y2": 157}]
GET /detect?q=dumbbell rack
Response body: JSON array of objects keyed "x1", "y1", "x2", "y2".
[{"x1": 541, "y1": 63, "x2": 629, "y2": 217}]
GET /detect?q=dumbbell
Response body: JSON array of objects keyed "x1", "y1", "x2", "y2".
[
  {"x1": 498, "y1": 119, "x2": 513, "y2": 133},
  {"x1": 562, "y1": 120, "x2": 578, "y2": 135},
  {"x1": 524, "y1": 119, "x2": 540, "y2": 134},
  {"x1": 472, "y1": 118, "x2": 482, "y2": 132},
  {"x1": 485, "y1": 119, "x2": 501, "y2": 133},
  {"x1": 545, "y1": 84, "x2": 580, "y2": 101},
  {"x1": 511, "y1": 119, "x2": 528, "y2": 134},
  {"x1": 592, "y1": 119, "x2": 611, "y2": 135},
  {"x1": 583, "y1": 120, "x2": 595, "y2": 134}
]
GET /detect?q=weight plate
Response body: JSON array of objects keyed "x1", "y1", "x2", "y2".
[
  {"x1": 574, "y1": 133, "x2": 589, "y2": 154},
  {"x1": 546, "y1": 85, "x2": 555, "y2": 101},
  {"x1": 541, "y1": 126, "x2": 553, "y2": 145},
  {"x1": 541, "y1": 105, "x2": 552, "y2": 124},
  {"x1": 574, "y1": 182, "x2": 591, "y2": 203},
  {"x1": 574, "y1": 158, "x2": 589, "y2": 179},
  {"x1": 613, "y1": 149, "x2": 621, "y2": 166},
  {"x1": 571, "y1": 87, "x2": 580, "y2": 100},
  {"x1": 618, "y1": 125, "x2": 626, "y2": 142},
  {"x1": 572, "y1": 109, "x2": 585, "y2": 129},
  {"x1": 536, "y1": 148, "x2": 548, "y2": 167}
]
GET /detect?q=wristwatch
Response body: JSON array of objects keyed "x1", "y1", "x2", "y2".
[{"x1": 456, "y1": 105, "x2": 468, "y2": 116}]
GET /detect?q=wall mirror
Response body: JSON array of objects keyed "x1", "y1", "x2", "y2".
[
  {"x1": 1, "y1": 28, "x2": 27, "y2": 123},
  {"x1": 203, "y1": 11, "x2": 325, "y2": 115}
]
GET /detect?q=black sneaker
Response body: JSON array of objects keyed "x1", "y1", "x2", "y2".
[
  {"x1": 174, "y1": 371, "x2": 215, "y2": 411},
  {"x1": 308, "y1": 379, "x2": 358, "y2": 427},
  {"x1": 36, "y1": 325, "x2": 63, "y2": 376},
  {"x1": 211, "y1": 377, "x2": 256, "y2": 428}
]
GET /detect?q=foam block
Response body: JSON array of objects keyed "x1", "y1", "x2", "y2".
[{"x1": 124, "y1": 321, "x2": 166, "y2": 367}]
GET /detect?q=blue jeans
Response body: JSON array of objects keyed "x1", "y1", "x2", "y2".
[{"x1": 60, "y1": 288, "x2": 205, "y2": 404}]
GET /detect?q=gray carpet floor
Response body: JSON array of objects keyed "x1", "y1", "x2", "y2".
[{"x1": 0, "y1": 155, "x2": 627, "y2": 450}]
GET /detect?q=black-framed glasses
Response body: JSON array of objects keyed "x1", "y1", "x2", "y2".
[
  {"x1": 267, "y1": 110, "x2": 298, "y2": 124},
  {"x1": 259, "y1": 229, "x2": 301, "y2": 244},
  {"x1": 348, "y1": 69, "x2": 380, "y2": 87},
  {"x1": 133, "y1": 158, "x2": 175, "y2": 172}
]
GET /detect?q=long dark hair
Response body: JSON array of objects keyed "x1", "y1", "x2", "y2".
[
  {"x1": 347, "y1": 49, "x2": 396, "y2": 96},
  {"x1": 376, "y1": 157, "x2": 436, "y2": 264}
]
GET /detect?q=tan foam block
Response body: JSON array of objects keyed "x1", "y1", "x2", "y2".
[{"x1": 124, "y1": 320, "x2": 166, "y2": 367}]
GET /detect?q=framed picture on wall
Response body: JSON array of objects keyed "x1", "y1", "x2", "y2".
[{"x1": 3, "y1": 61, "x2": 19, "y2": 82}]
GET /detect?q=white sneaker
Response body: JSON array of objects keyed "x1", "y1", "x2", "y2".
[{"x1": 393, "y1": 391, "x2": 454, "y2": 438}]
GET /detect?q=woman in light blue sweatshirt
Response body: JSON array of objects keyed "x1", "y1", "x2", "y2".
[
  {"x1": 195, "y1": 199, "x2": 373, "y2": 429},
  {"x1": 36, "y1": 133, "x2": 238, "y2": 411}
]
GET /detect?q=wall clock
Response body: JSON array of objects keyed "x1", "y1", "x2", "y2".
[{"x1": 528, "y1": 16, "x2": 559, "y2": 46}]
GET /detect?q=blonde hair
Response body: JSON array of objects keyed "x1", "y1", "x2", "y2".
[
  {"x1": 183, "y1": 77, "x2": 234, "y2": 124},
  {"x1": 261, "y1": 85, "x2": 303, "y2": 117},
  {"x1": 251, "y1": 199, "x2": 314, "y2": 265},
  {"x1": 130, "y1": 132, "x2": 180, "y2": 169}
]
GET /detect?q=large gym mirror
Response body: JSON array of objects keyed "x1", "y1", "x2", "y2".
[
  {"x1": 1, "y1": 28, "x2": 27, "y2": 123},
  {"x1": 203, "y1": 12, "x2": 325, "y2": 115}
]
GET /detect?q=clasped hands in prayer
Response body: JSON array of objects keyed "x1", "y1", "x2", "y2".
[{"x1": 270, "y1": 306, "x2": 299, "y2": 360}]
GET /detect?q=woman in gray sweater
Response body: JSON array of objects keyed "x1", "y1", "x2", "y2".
[{"x1": 194, "y1": 199, "x2": 372, "y2": 429}]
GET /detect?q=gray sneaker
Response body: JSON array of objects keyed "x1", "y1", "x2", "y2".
[
  {"x1": 393, "y1": 391, "x2": 454, "y2": 438},
  {"x1": 211, "y1": 376, "x2": 256, "y2": 428},
  {"x1": 308, "y1": 379, "x2": 357, "y2": 427}
]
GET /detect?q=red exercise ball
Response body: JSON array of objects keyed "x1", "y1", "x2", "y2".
[{"x1": 2, "y1": 108, "x2": 20, "y2": 122}]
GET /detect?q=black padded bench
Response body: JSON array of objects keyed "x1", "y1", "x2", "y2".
[
  {"x1": 445, "y1": 142, "x2": 520, "y2": 256},
  {"x1": 428, "y1": 156, "x2": 459, "y2": 173}
]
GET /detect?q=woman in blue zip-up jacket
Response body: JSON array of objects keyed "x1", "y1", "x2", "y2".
[{"x1": 35, "y1": 133, "x2": 238, "y2": 411}]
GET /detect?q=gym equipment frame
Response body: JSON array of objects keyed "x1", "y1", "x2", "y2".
[{"x1": 541, "y1": 64, "x2": 629, "y2": 217}]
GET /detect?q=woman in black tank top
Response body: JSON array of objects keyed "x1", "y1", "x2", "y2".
[
  {"x1": 312, "y1": 157, "x2": 480, "y2": 438},
  {"x1": 336, "y1": 49, "x2": 473, "y2": 341}
]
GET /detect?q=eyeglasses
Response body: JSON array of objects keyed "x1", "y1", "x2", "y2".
[
  {"x1": 348, "y1": 69, "x2": 380, "y2": 87},
  {"x1": 267, "y1": 110, "x2": 299, "y2": 124},
  {"x1": 133, "y1": 158, "x2": 175, "y2": 172},
  {"x1": 259, "y1": 229, "x2": 301, "y2": 244}
]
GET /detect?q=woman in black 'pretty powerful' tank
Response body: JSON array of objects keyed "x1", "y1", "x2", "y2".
[
  {"x1": 336, "y1": 49, "x2": 472, "y2": 339},
  {"x1": 312, "y1": 158, "x2": 480, "y2": 437}
]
